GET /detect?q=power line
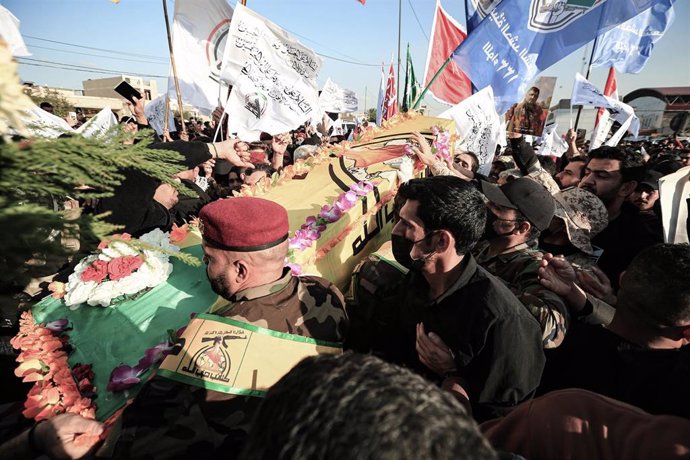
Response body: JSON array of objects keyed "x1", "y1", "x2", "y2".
[
  {"x1": 27, "y1": 45, "x2": 169, "y2": 66},
  {"x1": 24, "y1": 35, "x2": 169, "y2": 61},
  {"x1": 17, "y1": 62, "x2": 167, "y2": 79},
  {"x1": 407, "y1": 0, "x2": 429, "y2": 41},
  {"x1": 23, "y1": 32, "x2": 380, "y2": 71},
  {"x1": 16, "y1": 57, "x2": 168, "y2": 79}
]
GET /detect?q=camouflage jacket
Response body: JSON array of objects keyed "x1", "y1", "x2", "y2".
[
  {"x1": 473, "y1": 241, "x2": 569, "y2": 349},
  {"x1": 345, "y1": 244, "x2": 408, "y2": 353},
  {"x1": 103, "y1": 269, "x2": 348, "y2": 460}
]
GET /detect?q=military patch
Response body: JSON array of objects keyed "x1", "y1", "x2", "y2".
[{"x1": 158, "y1": 314, "x2": 342, "y2": 397}]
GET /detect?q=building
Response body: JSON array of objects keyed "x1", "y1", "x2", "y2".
[
  {"x1": 623, "y1": 87, "x2": 690, "y2": 135},
  {"x1": 546, "y1": 99, "x2": 597, "y2": 139},
  {"x1": 82, "y1": 75, "x2": 158, "y2": 101},
  {"x1": 23, "y1": 82, "x2": 127, "y2": 118}
]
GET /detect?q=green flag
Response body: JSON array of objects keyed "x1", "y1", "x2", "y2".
[{"x1": 402, "y1": 43, "x2": 420, "y2": 112}]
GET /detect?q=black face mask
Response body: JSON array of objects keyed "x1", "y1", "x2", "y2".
[
  {"x1": 391, "y1": 233, "x2": 437, "y2": 271},
  {"x1": 484, "y1": 211, "x2": 516, "y2": 241},
  {"x1": 391, "y1": 234, "x2": 415, "y2": 269}
]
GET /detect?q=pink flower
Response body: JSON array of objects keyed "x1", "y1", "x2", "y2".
[
  {"x1": 350, "y1": 181, "x2": 374, "y2": 196},
  {"x1": 319, "y1": 204, "x2": 342, "y2": 223},
  {"x1": 335, "y1": 191, "x2": 359, "y2": 212},
  {"x1": 80, "y1": 260, "x2": 108, "y2": 283},
  {"x1": 107, "y1": 364, "x2": 145, "y2": 392},
  {"x1": 107, "y1": 255, "x2": 143, "y2": 281}
]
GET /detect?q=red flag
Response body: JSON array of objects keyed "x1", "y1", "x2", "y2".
[
  {"x1": 358, "y1": 0, "x2": 366, "y2": 4},
  {"x1": 422, "y1": 1, "x2": 471, "y2": 105},
  {"x1": 383, "y1": 63, "x2": 398, "y2": 121},
  {"x1": 594, "y1": 67, "x2": 619, "y2": 126}
]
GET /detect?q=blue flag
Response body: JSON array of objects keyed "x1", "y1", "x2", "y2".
[
  {"x1": 453, "y1": 0, "x2": 656, "y2": 114},
  {"x1": 592, "y1": 0, "x2": 675, "y2": 74},
  {"x1": 465, "y1": 0, "x2": 502, "y2": 34}
]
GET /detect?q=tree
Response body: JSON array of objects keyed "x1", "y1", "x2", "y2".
[
  {"x1": 1, "y1": 45, "x2": 196, "y2": 292},
  {"x1": 25, "y1": 87, "x2": 74, "y2": 117},
  {"x1": 367, "y1": 108, "x2": 376, "y2": 123}
]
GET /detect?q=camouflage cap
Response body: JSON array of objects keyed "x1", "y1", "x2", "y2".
[
  {"x1": 553, "y1": 187, "x2": 608, "y2": 255},
  {"x1": 493, "y1": 156, "x2": 516, "y2": 169}
]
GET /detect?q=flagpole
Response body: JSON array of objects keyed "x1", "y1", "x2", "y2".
[
  {"x1": 164, "y1": 94, "x2": 170, "y2": 140},
  {"x1": 397, "y1": 0, "x2": 402, "y2": 105},
  {"x1": 162, "y1": 0, "x2": 187, "y2": 136},
  {"x1": 412, "y1": 54, "x2": 452, "y2": 110},
  {"x1": 574, "y1": 35, "x2": 599, "y2": 132}
]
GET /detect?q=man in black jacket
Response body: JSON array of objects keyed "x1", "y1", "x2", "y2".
[{"x1": 347, "y1": 176, "x2": 545, "y2": 421}]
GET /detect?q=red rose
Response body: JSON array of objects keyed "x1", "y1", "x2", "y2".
[
  {"x1": 80, "y1": 260, "x2": 108, "y2": 283},
  {"x1": 107, "y1": 256, "x2": 143, "y2": 281}
]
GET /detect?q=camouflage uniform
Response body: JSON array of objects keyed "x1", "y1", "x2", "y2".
[
  {"x1": 552, "y1": 187, "x2": 609, "y2": 270},
  {"x1": 345, "y1": 241, "x2": 408, "y2": 352},
  {"x1": 103, "y1": 269, "x2": 348, "y2": 460},
  {"x1": 473, "y1": 241, "x2": 569, "y2": 349}
]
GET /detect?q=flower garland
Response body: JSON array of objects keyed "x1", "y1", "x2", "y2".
[
  {"x1": 11, "y1": 311, "x2": 97, "y2": 422},
  {"x1": 286, "y1": 181, "x2": 374, "y2": 274},
  {"x1": 431, "y1": 125, "x2": 452, "y2": 164},
  {"x1": 56, "y1": 228, "x2": 179, "y2": 309}
]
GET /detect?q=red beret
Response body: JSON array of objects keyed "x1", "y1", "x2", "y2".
[{"x1": 199, "y1": 197, "x2": 289, "y2": 252}]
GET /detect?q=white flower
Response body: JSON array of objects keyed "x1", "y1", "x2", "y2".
[
  {"x1": 86, "y1": 281, "x2": 118, "y2": 307},
  {"x1": 138, "y1": 255, "x2": 173, "y2": 287},
  {"x1": 100, "y1": 240, "x2": 138, "y2": 259},
  {"x1": 138, "y1": 228, "x2": 167, "y2": 247},
  {"x1": 64, "y1": 281, "x2": 98, "y2": 308},
  {"x1": 114, "y1": 272, "x2": 148, "y2": 296}
]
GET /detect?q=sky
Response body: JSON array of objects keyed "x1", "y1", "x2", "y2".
[{"x1": 5, "y1": 0, "x2": 690, "y2": 118}]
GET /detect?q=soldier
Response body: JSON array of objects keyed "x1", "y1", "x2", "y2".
[
  {"x1": 104, "y1": 197, "x2": 348, "y2": 459},
  {"x1": 2, "y1": 198, "x2": 348, "y2": 459},
  {"x1": 475, "y1": 177, "x2": 568, "y2": 349}
]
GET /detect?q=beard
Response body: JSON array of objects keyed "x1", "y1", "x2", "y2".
[{"x1": 208, "y1": 272, "x2": 233, "y2": 300}]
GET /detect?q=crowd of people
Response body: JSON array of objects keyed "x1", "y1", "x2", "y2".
[{"x1": 2, "y1": 90, "x2": 690, "y2": 459}]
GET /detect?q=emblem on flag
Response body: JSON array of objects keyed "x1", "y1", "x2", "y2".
[
  {"x1": 206, "y1": 19, "x2": 231, "y2": 81},
  {"x1": 529, "y1": 0, "x2": 606, "y2": 32}
]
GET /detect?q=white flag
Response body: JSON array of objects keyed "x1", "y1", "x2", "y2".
[
  {"x1": 218, "y1": 4, "x2": 322, "y2": 135},
  {"x1": 0, "y1": 5, "x2": 30, "y2": 57},
  {"x1": 168, "y1": 0, "x2": 233, "y2": 116},
  {"x1": 76, "y1": 107, "x2": 118, "y2": 139},
  {"x1": 604, "y1": 114, "x2": 633, "y2": 147},
  {"x1": 375, "y1": 64, "x2": 385, "y2": 127},
  {"x1": 441, "y1": 86, "x2": 503, "y2": 176},
  {"x1": 23, "y1": 105, "x2": 74, "y2": 138},
  {"x1": 319, "y1": 78, "x2": 358, "y2": 113},
  {"x1": 144, "y1": 95, "x2": 177, "y2": 136},
  {"x1": 537, "y1": 124, "x2": 568, "y2": 158},
  {"x1": 571, "y1": 73, "x2": 639, "y2": 137}
]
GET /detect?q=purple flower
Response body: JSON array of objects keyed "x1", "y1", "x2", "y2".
[
  {"x1": 44, "y1": 318, "x2": 69, "y2": 332},
  {"x1": 286, "y1": 263, "x2": 302, "y2": 276},
  {"x1": 335, "y1": 191, "x2": 359, "y2": 212},
  {"x1": 137, "y1": 341, "x2": 174, "y2": 369},
  {"x1": 107, "y1": 364, "x2": 144, "y2": 392},
  {"x1": 319, "y1": 205, "x2": 342, "y2": 223},
  {"x1": 288, "y1": 236, "x2": 312, "y2": 251}
]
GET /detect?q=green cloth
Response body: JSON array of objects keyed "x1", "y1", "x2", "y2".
[
  {"x1": 31, "y1": 245, "x2": 218, "y2": 421},
  {"x1": 402, "y1": 43, "x2": 420, "y2": 112}
]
